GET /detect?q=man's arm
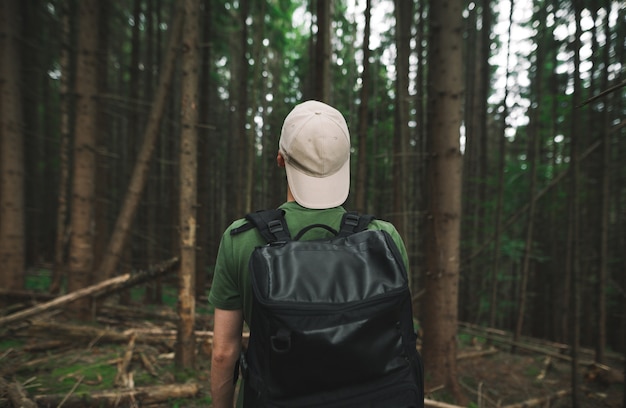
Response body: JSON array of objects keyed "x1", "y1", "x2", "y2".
[{"x1": 211, "y1": 308, "x2": 243, "y2": 408}]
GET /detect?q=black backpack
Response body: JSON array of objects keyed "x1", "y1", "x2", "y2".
[{"x1": 232, "y1": 209, "x2": 424, "y2": 407}]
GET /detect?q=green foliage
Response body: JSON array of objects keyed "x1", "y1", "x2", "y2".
[
  {"x1": 458, "y1": 333, "x2": 486, "y2": 347},
  {"x1": 46, "y1": 355, "x2": 119, "y2": 392},
  {"x1": 25, "y1": 269, "x2": 52, "y2": 292},
  {"x1": 0, "y1": 338, "x2": 24, "y2": 351}
]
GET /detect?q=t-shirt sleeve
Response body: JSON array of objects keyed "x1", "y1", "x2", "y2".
[
  {"x1": 370, "y1": 220, "x2": 410, "y2": 273},
  {"x1": 208, "y1": 228, "x2": 243, "y2": 310}
]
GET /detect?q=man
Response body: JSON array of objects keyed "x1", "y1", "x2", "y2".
[{"x1": 209, "y1": 100, "x2": 410, "y2": 407}]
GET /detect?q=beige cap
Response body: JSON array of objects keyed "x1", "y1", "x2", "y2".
[{"x1": 279, "y1": 100, "x2": 351, "y2": 209}]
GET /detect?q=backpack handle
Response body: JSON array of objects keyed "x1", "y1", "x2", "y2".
[{"x1": 293, "y1": 224, "x2": 338, "y2": 241}]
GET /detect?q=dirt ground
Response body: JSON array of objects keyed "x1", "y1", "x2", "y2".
[
  {"x1": 452, "y1": 344, "x2": 624, "y2": 408},
  {"x1": 1, "y1": 307, "x2": 624, "y2": 407}
]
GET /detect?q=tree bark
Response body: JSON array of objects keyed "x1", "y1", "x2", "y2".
[
  {"x1": 67, "y1": 0, "x2": 99, "y2": 319},
  {"x1": 392, "y1": 0, "x2": 412, "y2": 242},
  {"x1": 95, "y1": 8, "x2": 183, "y2": 282},
  {"x1": 514, "y1": 2, "x2": 546, "y2": 350},
  {"x1": 421, "y1": 0, "x2": 465, "y2": 403},
  {"x1": 488, "y1": 0, "x2": 513, "y2": 330},
  {"x1": 595, "y1": 0, "x2": 612, "y2": 364},
  {"x1": 569, "y1": 1, "x2": 583, "y2": 405},
  {"x1": 195, "y1": 0, "x2": 213, "y2": 300},
  {"x1": 0, "y1": 0, "x2": 26, "y2": 300},
  {"x1": 314, "y1": 0, "x2": 331, "y2": 102},
  {"x1": 50, "y1": 1, "x2": 75, "y2": 295},
  {"x1": 176, "y1": 0, "x2": 200, "y2": 369},
  {"x1": 355, "y1": 0, "x2": 371, "y2": 214}
]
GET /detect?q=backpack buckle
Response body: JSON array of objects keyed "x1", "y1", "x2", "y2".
[
  {"x1": 270, "y1": 328, "x2": 292, "y2": 354},
  {"x1": 345, "y1": 213, "x2": 359, "y2": 228},
  {"x1": 268, "y1": 220, "x2": 284, "y2": 235}
]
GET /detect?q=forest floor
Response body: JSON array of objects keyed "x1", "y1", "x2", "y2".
[{"x1": 1, "y1": 297, "x2": 624, "y2": 407}]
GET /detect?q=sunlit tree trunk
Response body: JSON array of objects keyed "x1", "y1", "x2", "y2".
[
  {"x1": 421, "y1": 0, "x2": 465, "y2": 403},
  {"x1": 68, "y1": 0, "x2": 99, "y2": 319},
  {"x1": 0, "y1": 0, "x2": 26, "y2": 300},
  {"x1": 176, "y1": 0, "x2": 200, "y2": 369}
]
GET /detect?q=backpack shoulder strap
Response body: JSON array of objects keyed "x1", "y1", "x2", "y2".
[
  {"x1": 337, "y1": 211, "x2": 376, "y2": 238},
  {"x1": 230, "y1": 209, "x2": 292, "y2": 243}
]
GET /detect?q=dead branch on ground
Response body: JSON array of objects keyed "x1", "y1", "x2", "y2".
[
  {"x1": 424, "y1": 398, "x2": 466, "y2": 408},
  {"x1": 0, "y1": 257, "x2": 178, "y2": 328},
  {"x1": 32, "y1": 382, "x2": 199, "y2": 407},
  {"x1": 501, "y1": 389, "x2": 570, "y2": 408},
  {"x1": 0, "y1": 377, "x2": 37, "y2": 408}
]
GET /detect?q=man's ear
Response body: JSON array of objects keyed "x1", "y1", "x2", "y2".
[{"x1": 277, "y1": 152, "x2": 286, "y2": 168}]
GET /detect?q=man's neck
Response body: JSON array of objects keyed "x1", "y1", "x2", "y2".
[{"x1": 287, "y1": 185, "x2": 295, "y2": 202}]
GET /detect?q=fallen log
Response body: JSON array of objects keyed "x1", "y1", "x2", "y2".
[
  {"x1": 0, "y1": 377, "x2": 37, "y2": 408},
  {"x1": 458, "y1": 325, "x2": 595, "y2": 365},
  {"x1": 501, "y1": 389, "x2": 570, "y2": 408},
  {"x1": 24, "y1": 320, "x2": 246, "y2": 346},
  {"x1": 33, "y1": 382, "x2": 199, "y2": 407},
  {"x1": 115, "y1": 333, "x2": 137, "y2": 387},
  {"x1": 459, "y1": 321, "x2": 625, "y2": 364},
  {"x1": 0, "y1": 257, "x2": 178, "y2": 328},
  {"x1": 25, "y1": 320, "x2": 165, "y2": 345},
  {"x1": 99, "y1": 304, "x2": 213, "y2": 327},
  {"x1": 425, "y1": 398, "x2": 466, "y2": 408},
  {"x1": 457, "y1": 347, "x2": 499, "y2": 361}
]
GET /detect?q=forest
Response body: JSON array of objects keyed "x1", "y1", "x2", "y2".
[{"x1": 0, "y1": 0, "x2": 625, "y2": 406}]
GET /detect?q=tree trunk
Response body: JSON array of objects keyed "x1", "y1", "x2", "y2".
[
  {"x1": 460, "y1": 3, "x2": 478, "y2": 323},
  {"x1": 421, "y1": 0, "x2": 465, "y2": 403},
  {"x1": 195, "y1": 0, "x2": 213, "y2": 300},
  {"x1": 95, "y1": 9, "x2": 183, "y2": 282},
  {"x1": 50, "y1": 1, "x2": 75, "y2": 295},
  {"x1": 489, "y1": 0, "x2": 513, "y2": 329},
  {"x1": 595, "y1": 0, "x2": 611, "y2": 364},
  {"x1": 176, "y1": 0, "x2": 200, "y2": 369},
  {"x1": 245, "y1": 0, "x2": 261, "y2": 212},
  {"x1": 68, "y1": 0, "x2": 99, "y2": 319},
  {"x1": 355, "y1": 0, "x2": 371, "y2": 214},
  {"x1": 94, "y1": 0, "x2": 111, "y2": 272},
  {"x1": 392, "y1": 0, "x2": 412, "y2": 242},
  {"x1": 514, "y1": 2, "x2": 546, "y2": 349},
  {"x1": 228, "y1": 1, "x2": 248, "y2": 219},
  {"x1": 314, "y1": 0, "x2": 331, "y2": 102},
  {"x1": 0, "y1": 0, "x2": 25, "y2": 300},
  {"x1": 569, "y1": 1, "x2": 583, "y2": 405}
]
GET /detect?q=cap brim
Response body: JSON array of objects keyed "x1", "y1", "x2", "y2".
[{"x1": 285, "y1": 158, "x2": 350, "y2": 209}]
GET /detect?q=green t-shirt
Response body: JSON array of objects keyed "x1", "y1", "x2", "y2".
[{"x1": 208, "y1": 201, "x2": 410, "y2": 323}]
